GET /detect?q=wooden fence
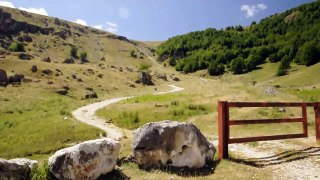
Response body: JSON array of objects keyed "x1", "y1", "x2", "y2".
[{"x1": 218, "y1": 101, "x2": 320, "y2": 159}]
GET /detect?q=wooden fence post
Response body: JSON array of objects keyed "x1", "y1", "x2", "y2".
[
  {"x1": 315, "y1": 103, "x2": 320, "y2": 142},
  {"x1": 218, "y1": 101, "x2": 229, "y2": 159}
]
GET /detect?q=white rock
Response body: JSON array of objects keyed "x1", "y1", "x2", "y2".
[
  {"x1": 132, "y1": 120, "x2": 216, "y2": 169},
  {"x1": 9, "y1": 158, "x2": 38, "y2": 170},
  {"x1": 49, "y1": 138, "x2": 121, "y2": 180},
  {"x1": 0, "y1": 158, "x2": 38, "y2": 179}
]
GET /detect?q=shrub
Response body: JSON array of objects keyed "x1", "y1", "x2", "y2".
[
  {"x1": 277, "y1": 55, "x2": 291, "y2": 76},
  {"x1": 80, "y1": 51, "x2": 88, "y2": 62},
  {"x1": 138, "y1": 62, "x2": 152, "y2": 71},
  {"x1": 70, "y1": 45, "x2": 78, "y2": 58},
  {"x1": 8, "y1": 42, "x2": 25, "y2": 52},
  {"x1": 130, "y1": 50, "x2": 137, "y2": 58}
]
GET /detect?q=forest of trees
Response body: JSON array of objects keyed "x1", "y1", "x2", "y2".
[{"x1": 157, "y1": 1, "x2": 320, "y2": 76}]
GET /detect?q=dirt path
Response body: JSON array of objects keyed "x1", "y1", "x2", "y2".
[
  {"x1": 211, "y1": 137, "x2": 320, "y2": 179},
  {"x1": 72, "y1": 84, "x2": 184, "y2": 141}
]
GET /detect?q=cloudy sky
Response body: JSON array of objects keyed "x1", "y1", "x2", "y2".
[{"x1": 0, "y1": 0, "x2": 314, "y2": 41}]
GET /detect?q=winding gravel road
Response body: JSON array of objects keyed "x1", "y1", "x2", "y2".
[{"x1": 72, "y1": 84, "x2": 184, "y2": 140}]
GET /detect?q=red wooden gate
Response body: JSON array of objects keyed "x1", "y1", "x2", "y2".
[{"x1": 218, "y1": 101, "x2": 320, "y2": 159}]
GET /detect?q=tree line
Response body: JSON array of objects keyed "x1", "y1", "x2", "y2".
[{"x1": 157, "y1": 1, "x2": 320, "y2": 76}]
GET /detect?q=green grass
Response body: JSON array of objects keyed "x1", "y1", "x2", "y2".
[
  {"x1": 96, "y1": 93, "x2": 214, "y2": 129},
  {"x1": 0, "y1": 90, "x2": 102, "y2": 159}
]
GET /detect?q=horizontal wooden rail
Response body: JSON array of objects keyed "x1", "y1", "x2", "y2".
[
  {"x1": 229, "y1": 118, "x2": 304, "y2": 125},
  {"x1": 228, "y1": 102, "x2": 316, "y2": 107},
  {"x1": 229, "y1": 133, "x2": 307, "y2": 144}
]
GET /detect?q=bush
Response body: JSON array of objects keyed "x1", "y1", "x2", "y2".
[
  {"x1": 130, "y1": 50, "x2": 137, "y2": 58},
  {"x1": 8, "y1": 42, "x2": 25, "y2": 52},
  {"x1": 138, "y1": 62, "x2": 152, "y2": 71},
  {"x1": 70, "y1": 45, "x2": 78, "y2": 58},
  {"x1": 168, "y1": 57, "x2": 176, "y2": 66},
  {"x1": 80, "y1": 52, "x2": 88, "y2": 61},
  {"x1": 295, "y1": 41, "x2": 320, "y2": 66}
]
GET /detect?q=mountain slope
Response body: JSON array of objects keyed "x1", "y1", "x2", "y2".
[{"x1": 157, "y1": 1, "x2": 320, "y2": 76}]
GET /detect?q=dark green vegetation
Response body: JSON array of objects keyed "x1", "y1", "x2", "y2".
[
  {"x1": 157, "y1": 1, "x2": 320, "y2": 76},
  {"x1": 8, "y1": 42, "x2": 25, "y2": 52}
]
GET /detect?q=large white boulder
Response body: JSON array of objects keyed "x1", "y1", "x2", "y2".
[
  {"x1": 0, "y1": 158, "x2": 38, "y2": 179},
  {"x1": 49, "y1": 138, "x2": 121, "y2": 180},
  {"x1": 132, "y1": 120, "x2": 216, "y2": 169}
]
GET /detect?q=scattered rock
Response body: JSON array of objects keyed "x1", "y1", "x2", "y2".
[
  {"x1": 0, "y1": 69, "x2": 8, "y2": 86},
  {"x1": 72, "y1": 73, "x2": 77, "y2": 79},
  {"x1": 78, "y1": 78, "x2": 83, "y2": 82},
  {"x1": 48, "y1": 138, "x2": 120, "y2": 180},
  {"x1": 63, "y1": 58, "x2": 75, "y2": 64},
  {"x1": 87, "y1": 69, "x2": 94, "y2": 75},
  {"x1": 85, "y1": 91, "x2": 98, "y2": 99},
  {"x1": 62, "y1": 85, "x2": 70, "y2": 90},
  {"x1": 42, "y1": 69, "x2": 52, "y2": 75},
  {"x1": 57, "y1": 89, "x2": 68, "y2": 95},
  {"x1": 0, "y1": 158, "x2": 38, "y2": 179},
  {"x1": 18, "y1": 53, "x2": 33, "y2": 60},
  {"x1": 156, "y1": 73, "x2": 168, "y2": 81},
  {"x1": 31, "y1": 65, "x2": 37, "y2": 73},
  {"x1": 47, "y1": 81, "x2": 54, "y2": 85},
  {"x1": 22, "y1": 35, "x2": 32, "y2": 42},
  {"x1": 8, "y1": 74, "x2": 24, "y2": 84},
  {"x1": 41, "y1": 57, "x2": 51, "y2": 63},
  {"x1": 100, "y1": 56, "x2": 106, "y2": 61},
  {"x1": 106, "y1": 35, "x2": 136, "y2": 45},
  {"x1": 97, "y1": 74, "x2": 103, "y2": 78},
  {"x1": 264, "y1": 87, "x2": 279, "y2": 96},
  {"x1": 135, "y1": 71, "x2": 153, "y2": 86},
  {"x1": 172, "y1": 77, "x2": 180, "y2": 81},
  {"x1": 132, "y1": 120, "x2": 216, "y2": 169}
]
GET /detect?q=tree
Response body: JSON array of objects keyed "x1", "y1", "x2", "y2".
[
  {"x1": 208, "y1": 62, "x2": 225, "y2": 76},
  {"x1": 70, "y1": 45, "x2": 78, "y2": 58},
  {"x1": 230, "y1": 57, "x2": 245, "y2": 74},
  {"x1": 277, "y1": 55, "x2": 291, "y2": 76},
  {"x1": 295, "y1": 41, "x2": 320, "y2": 66}
]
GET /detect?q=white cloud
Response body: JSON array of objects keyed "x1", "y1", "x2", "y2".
[
  {"x1": 92, "y1": 25, "x2": 103, "y2": 30},
  {"x1": 18, "y1": 7, "x2": 48, "y2": 16},
  {"x1": 257, "y1": 4, "x2": 267, "y2": 10},
  {"x1": 74, "y1": 19, "x2": 88, "y2": 26},
  {"x1": 0, "y1": 1, "x2": 15, "y2": 8},
  {"x1": 0, "y1": 1, "x2": 48, "y2": 16},
  {"x1": 241, "y1": 3, "x2": 267, "y2": 18},
  {"x1": 118, "y1": 7, "x2": 129, "y2": 20},
  {"x1": 105, "y1": 21, "x2": 118, "y2": 34}
]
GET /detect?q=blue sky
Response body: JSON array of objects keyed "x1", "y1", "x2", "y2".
[{"x1": 0, "y1": 0, "x2": 315, "y2": 41}]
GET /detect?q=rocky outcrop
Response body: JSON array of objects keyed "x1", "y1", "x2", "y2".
[
  {"x1": 63, "y1": 58, "x2": 75, "y2": 64},
  {"x1": 106, "y1": 35, "x2": 136, "y2": 45},
  {"x1": 19, "y1": 53, "x2": 33, "y2": 60},
  {"x1": 132, "y1": 120, "x2": 216, "y2": 169},
  {"x1": 155, "y1": 73, "x2": 168, "y2": 81},
  {"x1": 0, "y1": 69, "x2": 8, "y2": 86},
  {"x1": 85, "y1": 91, "x2": 98, "y2": 99},
  {"x1": 0, "y1": 9, "x2": 54, "y2": 36},
  {"x1": 8, "y1": 74, "x2": 24, "y2": 84},
  {"x1": 0, "y1": 158, "x2": 38, "y2": 179},
  {"x1": 135, "y1": 72, "x2": 153, "y2": 86},
  {"x1": 49, "y1": 138, "x2": 121, "y2": 180}
]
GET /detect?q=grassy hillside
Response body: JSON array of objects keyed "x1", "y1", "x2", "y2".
[
  {"x1": 157, "y1": 1, "x2": 320, "y2": 76},
  {"x1": 0, "y1": 6, "x2": 171, "y2": 160}
]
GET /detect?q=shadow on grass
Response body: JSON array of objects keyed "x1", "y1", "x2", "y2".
[
  {"x1": 98, "y1": 169, "x2": 130, "y2": 180},
  {"x1": 140, "y1": 160, "x2": 220, "y2": 177},
  {"x1": 229, "y1": 146, "x2": 320, "y2": 168}
]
